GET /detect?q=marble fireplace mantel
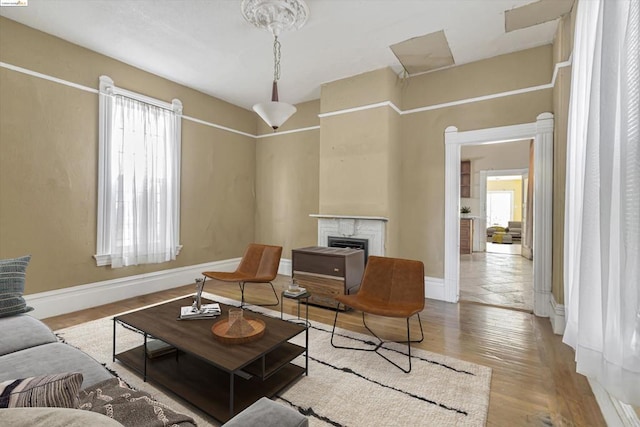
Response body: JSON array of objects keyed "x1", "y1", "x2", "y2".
[{"x1": 310, "y1": 214, "x2": 387, "y2": 256}]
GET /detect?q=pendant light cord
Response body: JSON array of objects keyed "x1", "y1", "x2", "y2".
[{"x1": 273, "y1": 35, "x2": 281, "y2": 82}]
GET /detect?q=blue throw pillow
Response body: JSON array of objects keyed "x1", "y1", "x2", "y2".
[{"x1": 0, "y1": 255, "x2": 33, "y2": 317}]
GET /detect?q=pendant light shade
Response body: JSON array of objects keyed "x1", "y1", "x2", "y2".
[
  {"x1": 253, "y1": 80, "x2": 297, "y2": 130},
  {"x1": 253, "y1": 101, "x2": 297, "y2": 130}
]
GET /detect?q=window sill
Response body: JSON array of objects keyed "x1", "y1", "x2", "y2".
[{"x1": 94, "y1": 245, "x2": 183, "y2": 267}]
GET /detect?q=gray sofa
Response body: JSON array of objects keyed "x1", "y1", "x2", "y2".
[
  {"x1": 0, "y1": 314, "x2": 126, "y2": 425},
  {"x1": 0, "y1": 313, "x2": 308, "y2": 427},
  {"x1": 0, "y1": 314, "x2": 115, "y2": 389},
  {"x1": 0, "y1": 254, "x2": 306, "y2": 426}
]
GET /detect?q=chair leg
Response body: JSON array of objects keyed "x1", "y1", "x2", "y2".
[
  {"x1": 330, "y1": 302, "x2": 343, "y2": 348},
  {"x1": 331, "y1": 309, "x2": 424, "y2": 373},
  {"x1": 363, "y1": 312, "x2": 424, "y2": 344},
  {"x1": 238, "y1": 281, "x2": 280, "y2": 307},
  {"x1": 238, "y1": 281, "x2": 246, "y2": 306}
]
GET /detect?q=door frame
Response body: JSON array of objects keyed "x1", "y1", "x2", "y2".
[{"x1": 444, "y1": 112, "x2": 554, "y2": 317}]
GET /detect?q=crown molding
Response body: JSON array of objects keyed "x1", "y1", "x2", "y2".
[{"x1": 2, "y1": 56, "x2": 572, "y2": 139}]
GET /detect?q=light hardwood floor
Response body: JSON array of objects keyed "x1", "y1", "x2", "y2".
[
  {"x1": 43, "y1": 276, "x2": 605, "y2": 427},
  {"x1": 460, "y1": 251, "x2": 534, "y2": 312}
]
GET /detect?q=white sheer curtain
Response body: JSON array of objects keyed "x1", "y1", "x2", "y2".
[
  {"x1": 563, "y1": 0, "x2": 640, "y2": 406},
  {"x1": 109, "y1": 95, "x2": 180, "y2": 268}
]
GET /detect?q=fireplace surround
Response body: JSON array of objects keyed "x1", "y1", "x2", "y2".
[{"x1": 310, "y1": 214, "x2": 387, "y2": 257}]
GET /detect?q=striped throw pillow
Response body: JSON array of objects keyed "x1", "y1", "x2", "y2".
[
  {"x1": 0, "y1": 373, "x2": 83, "y2": 408},
  {"x1": 0, "y1": 255, "x2": 33, "y2": 318}
]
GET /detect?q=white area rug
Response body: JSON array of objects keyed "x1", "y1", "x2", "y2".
[{"x1": 56, "y1": 293, "x2": 492, "y2": 426}]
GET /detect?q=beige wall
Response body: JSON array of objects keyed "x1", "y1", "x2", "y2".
[
  {"x1": 0, "y1": 18, "x2": 257, "y2": 295},
  {"x1": 551, "y1": 5, "x2": 577, "y2": 305},
  {"x1": 254, "y1": 100, "x2": 320, "y2": 259},
  {"x1": 320, "y1": 67, "x2": 402, "y2": 114},
  {"x1": 319, "y1": 108, "x2": 393, "y2": 217},
  {"x1": 318, "y1": 68, "x2": 403, "y2": 256},
  {"x1": 401, "y1": 45, "x2": 553, "y2": 111}
]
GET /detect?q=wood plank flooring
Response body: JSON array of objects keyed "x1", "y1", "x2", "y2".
[
  {"x1": 460, "y1": 251, "x2": 534, "y2": 312},
  {"x1": 42, "y1": 276, "x2": 606, "y2": 427}
]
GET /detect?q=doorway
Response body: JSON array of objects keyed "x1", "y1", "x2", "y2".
[
  {"x1": 443, "y1": 113, "x2": 554, "y2": 317},
  {"x1": 459, "y1": 148, "x2": 532, "y2": 311}
]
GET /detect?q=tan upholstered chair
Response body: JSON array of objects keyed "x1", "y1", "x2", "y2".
[
  {"x1": 202, "y1": 243, "x2": 283, "y2": 307},
  {"x1": 331, "y1": 255, "x2": 425, "y2": 372}
]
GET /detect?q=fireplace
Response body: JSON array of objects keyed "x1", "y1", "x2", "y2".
[
  {"x1": 310, "y1": 214, "x2": 387, "y2": 257},
  {"x1": 328, "y1": 236, "x2": 369, "y2": 262}
]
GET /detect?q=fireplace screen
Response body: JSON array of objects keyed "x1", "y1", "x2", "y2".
[{"x1": 327, "y1": 236, "x2": 369, "y2": 262}]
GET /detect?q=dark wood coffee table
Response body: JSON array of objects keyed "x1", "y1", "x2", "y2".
[{"x1": 112, "y1": 296, "x2": 307, "y2": 423}]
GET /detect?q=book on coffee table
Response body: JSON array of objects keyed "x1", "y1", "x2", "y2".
[
  {"x1": 179, "y1": 303, "x2": 221, "y2": 320},
  {"x1": 146, "y1": 339, "x2": 176, "y2": 359},
  {"x1": 284, "y1": 287, "x2": 307, "y2": 297}
]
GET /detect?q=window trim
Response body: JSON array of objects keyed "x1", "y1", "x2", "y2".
[{"x1": 94, "y1": 75, "x2": 183, "y2": 267}]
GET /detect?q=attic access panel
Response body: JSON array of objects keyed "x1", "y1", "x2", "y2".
[{"x1": 390, "y1": 29, "x2": 454, "y2": 75}]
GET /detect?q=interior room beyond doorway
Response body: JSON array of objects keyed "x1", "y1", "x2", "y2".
[
  {"x1": 459, "y1": 140, "x2": 533, "y2": 312},
  {"x1": 486, "y1": 174, "x2": 523, "y2": 255}
]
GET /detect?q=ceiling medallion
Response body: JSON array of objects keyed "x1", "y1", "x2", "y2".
[{"x1": 241, "y1": 0, "x2": 309, "y2": 36}]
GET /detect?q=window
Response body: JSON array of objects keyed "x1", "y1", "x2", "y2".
[
  {"x1": 486, "y1": 191, "x2": 513, "y2": 226},
  {"x1": 94, "y1": 76, "x2": 182, "y2": 267}
]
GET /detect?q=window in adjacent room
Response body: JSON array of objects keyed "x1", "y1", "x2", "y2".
[
  {"x1": 486, "y1": 190, "x2": 513, "y2": 227},
  {"x1": 94, "y1": 76, "x2": 183, "y2": 268}
]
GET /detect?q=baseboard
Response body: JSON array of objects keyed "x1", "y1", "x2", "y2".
[
  {"x1": 25, "y1": 258, "x2": 241, "y2": 320},
  {"x1": 588, "y1": 378, "x2": 640, "y2": 427},
  {"x1": 279, "y1": 258, "x2": 292, "y2": 277},
  {"x1": 425, "y1": 276, "x2": 446, "y2": 301},
  {"x1": 25, "y1": 257, "x2": 295, "y2": 320},
  {"x1": 549, "y1": 294, "x2": 566, "y2": 335},
  {"x1": 24, "y1": 257, "x2": 442, "y2": 319}
]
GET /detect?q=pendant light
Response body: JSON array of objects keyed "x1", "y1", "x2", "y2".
[
  {"x1": 252, "y1": 35, "x2": 297, "y2": 130},
  {"x1": 241, "y1": 0, "x2": 309, "y2": 130}
]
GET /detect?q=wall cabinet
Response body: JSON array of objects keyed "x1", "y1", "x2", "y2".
[
  {"x1": 292, "y1": 246, "x2": 365, "y2": 310},
  {"x1": 461, "y1": 160, "x2": 471, "y2": 197}
]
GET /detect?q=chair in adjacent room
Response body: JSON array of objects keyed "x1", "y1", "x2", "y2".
[
  {"x1": 202, "y1": 243, "x2": 283, "y2": 307},
  {"x1": 331, "y1": 255, "x2": 425, "y2": 373}
]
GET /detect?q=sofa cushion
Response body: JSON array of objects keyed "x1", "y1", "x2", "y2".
[
  {"x1": 0, "y1": 314, "x2": 57, "y2": 356},
  {"x1": 0, "y1": 407, "x2": 124, "y2": 426},
  {"x1": 0, "y1": 372, "x2": 83, "y2": 408},
  {"x1": 0, "y1": 342, "x2": 113, "y2": 390},
  {"x1": 0, "y1": 255, "x2": 33, "y2": 318},
  {"x1": 224, "y1": 397, "x2": 308, "y2": 427}
]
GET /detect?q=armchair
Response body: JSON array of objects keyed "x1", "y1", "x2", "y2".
[
  {"x1": 330, "y1": 256, "x2": 425, "y2": 373},
  {"x1": 202, "y1": 243, "x2": 282, "y2": 307}
]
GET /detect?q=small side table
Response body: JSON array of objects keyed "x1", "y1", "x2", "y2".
[{"x1": 280, "y1": 290, "x2": 311, "y2": 328}]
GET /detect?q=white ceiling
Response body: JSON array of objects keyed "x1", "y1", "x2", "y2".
[{"x1": 0, "y1": 0, "x2": 562, "y2": 111}]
